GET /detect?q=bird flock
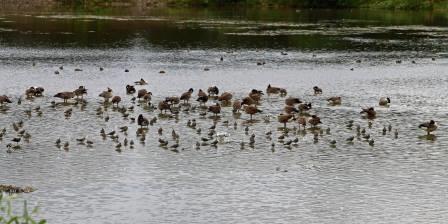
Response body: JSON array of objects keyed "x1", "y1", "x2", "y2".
[{"x1": 0, "y1": 67, "x2": 438, "y2": 154}]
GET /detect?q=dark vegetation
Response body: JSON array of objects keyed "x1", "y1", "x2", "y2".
[{"x1": 60, "y1": 0, "x2": 447, "y2": 9}]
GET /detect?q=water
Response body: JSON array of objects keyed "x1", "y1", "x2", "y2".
[{"x1": 1, "y1": 7, "x2": 448, "y2": 223}]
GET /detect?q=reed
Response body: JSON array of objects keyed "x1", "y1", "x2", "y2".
[{"x1": 0, "y1": 193, "x2": 46, "y2": 224}]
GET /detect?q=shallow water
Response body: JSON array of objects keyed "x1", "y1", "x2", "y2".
[{"x1": 1, "y1": 8, "x2": 448, "y2": 223}]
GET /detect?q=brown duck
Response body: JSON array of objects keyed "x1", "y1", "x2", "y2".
[
  {"x1": 298, "y1": 103, "x2": 312, "y2": 112},
  {"x1": 143, "y1": 92, "x2": 152, "y2": 102},
  {"x1": 285, "y1": 97, "x2": 302, "y2": 106},
  {"x1": 241, "y1": 96, "x2": 256, "y2": 106},
  {"x1": 99, "y1": 87, "x2": 113, "y2": 102},
  {"x1": 266, "y1": 84, "x2": 287, "y2": 96},
  {"x1": 249, "y1": 89, "x2": 263, "y2": 102},
  {"x1": 180, "y1": 88, "x2": 194, "y2": 103},
  {"x1": 297, "y1": 117, "x2": 307, "y2": 130},
  {"x1": 244, "y1": 105, "x2": 262, "y2": 120},
  {"x1": 54, "y1": 92, "x2": 75, "y2": 103},
  {"x1": 218, "y1": 92, "x2": 233, "y2": 103},
  {"x1": 137, "y1": 114, "x2": 149, "y2": 128},
  {"x1": 208, "y1": 103, "x2": 221, "y2": 117},
  {"x1": 137, "y1": 89, "x2": 148, "y2": 99},
  {"x1": 284, "y1": 105, "x2": 299, "y2": 115},
  {"x1": 232, "y1": 100, "x2": 242, "y2": 113},
  {"x1": 111, "y1": 96, "x2": 121, "y2": 106},
  {"x1": 196, "y1": 89, "x2": 208, "y2": 105},
  {"x1": 207, "y1": 86, "x2": 219, "y2": 97},
  {"x1": 0, "y1": 95, "x2": 12, "y2": 105},
  {"x1": 73, "y1": 86, "x2": 87, "y2": 99},
  {"x1": 126, "y1": 85, "x2": 136, "y2": 94},
  {"x1": 34, "y1": 87, "x2": 45, "y2": 97},
  {"x1": 419, "y1": 120, "x2": 437, "y2": 135},
  {"x1": 308, "y1": 115, "x2": 322, "y2": 127},
  {"x1": 327, "y1": 96, "x2": 341, "y2": 105},
  {"x1": 165, "y1": 96, "x2": 180, "y2": 105},
  {"x1": 158, "y1": 100, "x2": 171, "y2": 113},
  {"x1": 25, "y1": 87, "x2": 36, "y2": 98},
  {"x1": 313, "y1": 86, "x2": 323, "y2": 95},
  {"x1": 278, "y1": 113, "x2": 294, "y2": 128},
  {"x1": 379, "y1": 97, "x2": 391, "y2": 106},
  {"x1": 360, "y1": 107, "x2": 376, "y2": 118},
  {"x1": 134, "y1": 78, "x2": 148, "y2": 85}
]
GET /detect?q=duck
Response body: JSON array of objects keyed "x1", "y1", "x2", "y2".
[
  {"x1": 143, "y1": 92, "x2": 152, "y2": 102},
  {"x1": 248, "y1": 89, "x2": 263, "y2": 102},
  {"x1": 180, "y1": 88, "x2": 194, "y2": 103},
  {"x1": 134, "y1": 78, "x2": 148, "y2": 85},
  {"x1": 34, "y1": 87, "x2": 44, "y2": 97},
  {"x1": 197, "y1": 89, "x2": 207, "y2": 98},
  {"x1": 284, "y1": 105, "x2": 299, "y2": 115},
  {"x1": 218, "y1": 92, "x2": 233, "y2": 103},
  {"x1": 232, "y1": 100, "x2": 242, "y2": 113},
  {"x1": 126, "y1": 85, "x2": 136, "y2": 94},
  {"x1": 54, "y1": 92, "x2": 75, "y2": 103},
  {"x1": 313, "y1": 86, "x2": 322, "y2": 95},
  {"x1": 165, "y1": 96, "x2": 180, "y2": 105},
  {"x1": 241, "y1": 96, "x2": 256, "y2": 106},
  {"x1": 360, "y1": 107, "x2": 376, "y2": 118},
  {"x1": 278, "y1": 114, "x2": 294, "y2": 128},
  {"x1": 327, "y1": 96, "x2": 341, "y2": 105},
  {"x1": 73, "y1": 86, "x2": 87, "y2": 99},
  {"x1": 285, "y1": 97, "x2": 302, "y2": 106},
  {"x1": 137, "y1": 114, "x2": 149, "y2": 128},
  {"x1": 244, "y1": 105, "x2": 262, "y2": 120},
  {"x1": 419, "y1": 120, "x2": 437, "y2": 135},
  {"x1": 208, "y1": 103, "x2": 221, "y2": 117},
  {"x1": 137, "y1": 89, "x2": 148, "y2": 100},
  {"x1": 379, "y1": 97, "x2": 391, "y2": 106},
  {"x1": 266, "y1": 84, "x2": 287, "y2": 96},
  {"x1": 11, "y1": 137, "x2": 21, "y2": 145},
  {"x1": 99, "y1": 87, "x2": 113, "y2": 102},
  {"x1": 207, "y1": 86, "x2": 219, "y2": 97},
  {"x1": 308, "y1": 115, "x2": 322, "y2": 127},
  {"x1": 196, "y1": 89, "x2": 208, "y2": 106},
  {"x1": 25, "y1": 87, "x2": 36, "y2": 98},
  {"x1": 297, "y1": 117, "x2": 307, "y2": 130},
  {"x1": 111, "y1": 96, "x2": 121, "y2": 106},
  {"x1": 158, "y1": 100, "x2": 171, "y2": 113},
  {"x1": 0, "y1": 95, "x2": 12, "y2": 105},
  {"x1": 298, "y1": 103, "x2": 312, "y2": 113}
]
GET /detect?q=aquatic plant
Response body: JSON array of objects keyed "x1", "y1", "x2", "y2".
[
  {"x1": 0, "y1": 194, "x2": 46, "y2": 224},
  {"x1": 0, "y1": 185, "x2": 35, "y2": 194}
]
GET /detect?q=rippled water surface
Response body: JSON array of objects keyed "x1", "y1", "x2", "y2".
[{"x1": 1, "y1": 7, "x2": 448, "y2": 223}]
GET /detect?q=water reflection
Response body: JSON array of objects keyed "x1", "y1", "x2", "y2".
[
  {"x1": 0, "y1": 8, "x2": 447, "y2": 51},
  {"x1": 0, "y1": 7, "x2": 448, "y2": 224}
]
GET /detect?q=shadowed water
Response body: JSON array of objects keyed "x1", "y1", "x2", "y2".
[{"x1": 1, "y1": 8, "x2": 448, "y2": 224}]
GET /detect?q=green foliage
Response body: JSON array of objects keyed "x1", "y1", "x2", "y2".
[
  {"x1": 0, "y1": 194, "x2": 46, "y2": 224},
  {"x1": 361, "y1": 0, "x2": 435, "y2": 9},
  {"x1": 54, "y1": 0, "x2": 448, "y2": 9},
  {"x1": 160, "y1": 0, "x2": 447, "y2": 9}
]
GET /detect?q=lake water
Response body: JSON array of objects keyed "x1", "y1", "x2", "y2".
[{"x1": 1, "y1": 7, "x2": 448, "y2": 223}]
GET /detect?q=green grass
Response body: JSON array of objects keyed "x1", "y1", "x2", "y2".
[
  {"x1": 160, "y1": 0, "x2": 448, "y2": 9},
  {"x1": 361, "y1": 0, "x2": 435, "y2": 9},
  {"x1": 55, "y1": 0, "x2": 448, "y2": 9},
  {"x1": 0, "y1": 194, "x2": 46, "y2": 224}
]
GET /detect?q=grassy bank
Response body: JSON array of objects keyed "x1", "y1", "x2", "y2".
[
  {"x1": 362, "y1": 0, "x2": 448, "y2": 9},
  {"x1": 53, "y1": 0, "x2": 448, "y2": 9},
  {"x1": 160, "y1": 0, "x2": 448, "y2": 9}
]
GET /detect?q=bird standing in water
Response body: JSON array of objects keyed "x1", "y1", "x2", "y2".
[{"x1": 419, "y1": 120, "x2": 437, "y2": 135}]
